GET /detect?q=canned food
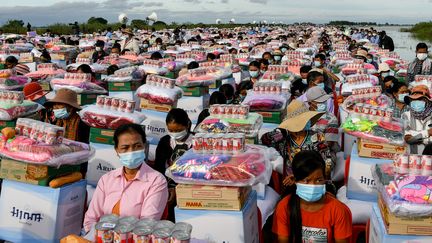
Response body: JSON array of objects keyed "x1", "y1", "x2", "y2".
[
  {"x1": 219, "y1": 105, "x2": 226, "y2": 117},
  {"x1": 104, "y1": 97, "x2": 113, "y2": 109},
  {"x1": 126, "y1": 101, "x2": 136, "y2": 113},
  {"x1": 153, "y1": 220, "x2": 175, "y2": 231},
  {"x1": 119, "y1": 99, "x2": 128, "y2": 112},
  {"x1": 409, "y1": 155, "x2": 422, "y2": 170},
  {"x1": 395, "y1": 154, "x2": 409, "y2": 168},
  {"x1": 171, "y1": 230, "x2": 191, "y2": 243},
  {"x1": 113, "y1": 224, "x2": 134, "y2": 243},
  {"x1": 97, "y1": 95, "x2": 106, "y2": 108},
  {"x1": 209, "y1": 105, "x2": 219, "y2": 117},
  {"x1": 239, "y1": 105, "x2": 249, "y2": 119},
  {"x1": 151, "y1": 228, "x2": 171, "y2": 243},
  {"x1": 214, "y1": 134, "x2": 224, "y2": 153},
  {"x1": 173, "y1": 222, "x2": 193, "y2": 234},
  {"x1": 111, "y1": 98, "x2": 120, "y2": 111},
  {"x1": 193, "y1": 134, "x2": 203, "y2": 153},
  {"x1": 232, "y1": 133, "x2": 244, "y2": 153},
  {"x1": 421, "y1": 155, "x2": 432, "y2": 175},
  {"x1": 132, "y1": 226, "x2": 152, "y2": 243},
  {"x1": 95, "y1": 222, "x2": 117, "y2": 243},
  {"x1": 225, "y1": 105, "x2": 233, "y2": 118},
  {"x1": 100, "y1": 214, "x2": 120, "y2": 223},
  {"x1": 223, "y1": 134, "x2": 233, "y2": 153}
]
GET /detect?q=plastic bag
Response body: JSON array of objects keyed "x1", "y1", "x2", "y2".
[
  {"x1": 0, "y1": 100, "x2": 42, "y2": 121},
  {"x1": 51, "y1": 78, "x2": 107, "y2": 94},
  {"x1": 136, "y1": 84, "x2": 183, "y2": 105},
  {"x1": 176, "y1": 67, "x2": 232, "y2": 87},
  {"x1": 241, "y1": 91, "x2": 288, "y2": 111},
  {"x1": 79, "y1": 105, "x2": 146, "y2": 129},
  {"x1": 165, "y1": 144, "x2": 275, "y2": 186},
  {"x1": 103, "y1": 67, "x2": 144, "y2": 83},
  {"x1": 0, "y1": 76, "x2": 30, "y2": 90},
  {"x1": 372, "y1": 163, "x2": 432, "y2": 217},
  {"x1": 138, "y1": 65, "x2": 168, "y2": 75},
  {"x1": 341, "y1": 94, "x2": 392, "y2": 114},
  {"x1": 195, "y1": 113, "x2": 263, "y2": 136},
  {"x1": 0, "y1": 135, "x2": 94, "y2": 167}
]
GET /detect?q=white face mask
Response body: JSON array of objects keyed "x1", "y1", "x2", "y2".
[
  {"x1": 417, "y1": 53, "x2": 428, "y2": 61},
  {"x1": 169, "y1": 130, "x2": 188, "y2": 141},
  {"x1": 95, "y1": 47, "x2": 102, "y2": 52}
]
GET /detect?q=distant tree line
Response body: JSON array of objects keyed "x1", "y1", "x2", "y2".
[{"x1": 328, "y1": 21, "x2": 377, "y2": 26}]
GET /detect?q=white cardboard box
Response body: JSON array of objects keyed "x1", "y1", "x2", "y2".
[
  {"x1": 0, "y1": 180, "x2": 87, "y2": 243},
  {"x1": 139, "y1": 109, "x2": 169, "y2": 145},
  {"x1": 87, "y1": 142, "x2": 120, "y2": 186},
  {"x1": 175, "y1": 191, "x2": 259, "y2": 243},
  {"x1": 369, "y1": 204, "x2": 432, "y2": 243},
  {"x1": 177, "y1": 95, "x2": 210, "y2": 124},
  {"x1": 346, "y1": 144, "x2": 392, "y2": 202}
]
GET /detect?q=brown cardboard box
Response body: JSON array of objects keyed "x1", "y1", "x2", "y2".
[
  {"x1": 378, "y1": 194, "x2": 432, "y2": 235},
  {"x1": 358, "y1": 139, "x2": 406, "y2": 160},
  {"x1": 176, "y1": 184, "x2": 251, "y2": 211},
  {"x1": 140, "y1": 98, "x2": 177, "y2": 113}
]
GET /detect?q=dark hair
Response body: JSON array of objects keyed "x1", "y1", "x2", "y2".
[
  {"x1": 288, "y1": 151, "x2": 326, "y2": 243},
  {"x1": 249, "y1": 61, "x2": 260, "y2": 69},
  {"x1": 314, "y1": 53, "x2": 326, "y2": 61},
  {"x1": 95, "y1": 40, "x2": 105, "y2": 47},
  {"x1": 219, "y1": 84, "x2": 234, "y2": 100},
  {"x1": 209, "y1": 91, "x2": 227, "y2": 105},
  {"x1": 206, "y1": 53, "x2": 216, "y2": 61},
  {"x1": 300, "y1": 65, "x2": 312, "y2": 74},
  {"x1": 150, "y1": 52, "x2": 163, "y2": 60},
  {"x1": 166, "y1": 108, "x2": 191, "y2": 130},
  {"x1": 77, "y1": 64, "x2": 94, "y2": 77},
  {"x1": 389, "y1": 81, "x2": 407, "y2": 95},
  {"x1": 187, "y1": 61, "x2": 199, "y2": 69},
  {"x1": 114, "y1": 124, "x2": 147, "y2": 148},
  {"x1": 262, "y1": 52, "x2": 272, "y2": 59},
  {"x1": 383, "y1": 75, "x2": 398, "y2": 84},
  {"x1": 416, "y1": 43, "x2": 428, "y2": 52},
  {"x1": 107, "y1": 65, "x2": 119, "y2": 76},
  {"x1": 5, "y1": 56, "x2": 18, "y2": 65},
  {"x1": 260, "y1": 58, "x2": 269, "y2": 66},
  {"x1": 306, "y1": 71, "x2": 323, "y2": 85},
  {"x1": 112, "y1": 43, "x2": 121, "y2": 50},
  {"x1": 155, "y1": 38, "x2": 163, "y2": 44}
]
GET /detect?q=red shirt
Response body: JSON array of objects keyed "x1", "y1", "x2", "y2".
[{"x1": 272, "y1": 193, "x2": 352, "y2": 243}]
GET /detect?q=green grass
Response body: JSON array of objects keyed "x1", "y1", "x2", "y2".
[{"x1": 409, "y1": 22, "x2": 432, "y2": 42}]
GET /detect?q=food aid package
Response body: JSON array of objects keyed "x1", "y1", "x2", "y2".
[
  {"x1": 176, "y1": 67, "x2": 232, "y2": 87},
  {"x1": 138, "y1": 62, "x2": 169, "y2": 75},
  {"x1": 79, "y1": 104, "x2": 146, "y2": 129},
  {"x1": 136, "y1": 77, "x2": 183, "y2": 105},
  {"x1": 97, "y1": 54, "x2": 131, "y2": 69},
  {"x1": 372, "y1": 163, "x2": 432, "y2": 217},
  {"x1": 163, "y1": 60, "x2": 186, "y2": 72},
  {"x1": 0, "y1": 96, "x2": 42, "y2": 121},
  {"x1": 25, "y1": 63, "x2": 66, "y2": 80},
  {"x1": 50, "y1": 73, "x2": 107, "y2": 94},
  {"x1": 165, "y1": 144, "x2": 276, "y2": 186},
  {"x1": 103, "y1": 66, "x2": 144, "y2": 83},
  {"x1": 341, "y1": 116, "x2": 404, "y2": 146},
  {"x1": 0, "y1": 136, "x2": 94, "y2": 166},
  {"x1": 196, "y1": 113, "x2": 263, "y2": 137},
  {"x1": 342, "y1": 92, "x2": 392, "y2": 115},
  {"x1": 341, "y1": 63, "x2": 366, "y2": 76},
  {"x1": 241, "y1": 91, "x2": 288, "y2": 112},
  {"x1": 340, "y1": 74, "x2": 380, "y2": 95},
  {"x1": 0, "y1": 76, "x2": 31, "y2": 90}
]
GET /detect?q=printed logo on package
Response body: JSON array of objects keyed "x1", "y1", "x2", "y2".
[{"x1": 10, "y1": 206, "x2": 44, "y2": 224}]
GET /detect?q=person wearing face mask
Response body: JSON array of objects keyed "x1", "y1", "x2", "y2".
[
  {"x1": 120, "y1": 28, "x2": 140, "y2": 54},
  {"x1": 154, "y1": 108, "x2": 193, "y2": 220},
  {"x1": 389, "y1": 82, "x2": 409, "y2": 118},
  {"x1": 262, "y1": 52, "x2": 274, "y2": 65},
  {"x1": 261, "y1": 100, "x2": 336, "y2": 189},
  {"x1": 260, "y1": 59, "x2": 269, "y2": 74},
  {"x1": 366, "y1": 53, "x2": 378, "y2": 70},
  {"x1": 44, "y1": 88, "x2": 89, "y2": 143},
  {"x1": 91, "y1": 40, "x2": 107, "y2": 63},
  {"x1": 219, "y1": 83, "x2": 236, "y2": 104},
  {"x1": 313, "y1": 53, "x2": 340, "y2": 86},
  {"x1": 272, "y1": 50, "x2": 283, "y2": 65},
  {"x1": 378, "y1": 63, "x2": 391, "y2": 85},
  {"x1": 272, "y1": 150, "x2": 352, "y2": 243},
  {"x1": 306, "y1": 87, "x2": 340, "y2": 152},
  {"x1": 241, "y1": 61, "x2": 261, "y2": 88},
  {"x1": 83, "y1": 124, "x2": 168, "y2": 235},
  {"x1": 297, "y1": 70, "x2": 335, "y2": 114},
  {"x1": 407, "y1": 43, "x2": 432, "y2": 83},
  {"x1": 402, "y1": 85, "x2": 432, "y2": 154},
  {"x1": 290, "y1": 65, "x2": 312, "y2": 100}
]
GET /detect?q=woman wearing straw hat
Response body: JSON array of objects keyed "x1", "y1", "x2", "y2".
[
  {"x1": 261, "y1": 100, "x2": 336, "y2": 188},
  {"x1": 402, "y1": 84, "x2": 432, "y2": 154},
  {"x1": 120, "y1": 28, "x2": 140, "y2": 55},
  {"x1": 44, "y1": 88, "x2": 89, "y2": 143}
]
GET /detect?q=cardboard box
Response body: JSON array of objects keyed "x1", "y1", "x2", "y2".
[
  {"x1": 209, "y1": 79, "x2": 222, "y2": 89},
  {"x1": 140, "y1": 109, "x2": 169, "y2": 145},
  {"x1": 358, "y1": 138, "x2": 406, "y2": 160},
  {"x1": 0, "y1": 180, "x2": 87, "y2": 243},
  {"x1": 176, "y1": 184, "x2": 251, "y2": 211},
  {"x1": 0, "y1": 158, "x2": 81, "y2": 186},
  {"x1": 77, "y1": 94, "x2": 98, "y2": 106},
  {"x1": 378, "y1": 195, "x2": 432, "y2": 235},
  {"x1": 369, "y1": 204, "x2": 432, "y2": 243},
  {"x1": 89, "y1": 127, "x2": 115, "y2": 145},
  {"x1": 175, "y1": 191, "x2": 259, "y2": 243},
  {"x1": 86, "y1": 142, "x2": 120, "y2": 186},
  {"x1": 246, "y1": 135, "x2": 259, "y2": 145},
  {"x1": 346, "y1": 143, "x2": 392, "y2": 202},
  {"x1": 180, "y1": 86, "x2": 209, "y2": 97},
  {"x1": 255, "y1": 110, "x2": 287, "y2": 124},
  {"x1": 164, "y1": 71, "x2": 179, "y2": 79},
  {"x1": 0, "y1": 120, "x2": 16, "y2": 130},
  {"x1": 108, "y1": 80, "x2": 142, "y2": 92},
  {"x1": 177, "y1": 95, "x2": 210, "y2": 123},
  {"x1": 140, "y1": 98, "x2": 177, "y2": 113},
  {"x1": 39, "y1": 81, "x2": 51, "y2": 91}
]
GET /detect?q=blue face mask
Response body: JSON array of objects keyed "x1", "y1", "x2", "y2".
[
  {"x1": 397, "y1": 93, "x2": 408, "y2": 103},
  {"x1": 411, "y1": 100, "x2": 426, "y2": 112},
  {"x1": 274, "y1": 56, "x2": 282, "y2": 61},
  {"x1": 302, "y1": 79, "x2": 307, "y2": 85},
  {"x1": 35, "y1": 96, "x2": 46, "y2": 105},
  {"x1": 316, "y1": 103, "x2": 327, "y2": 112},
  {"x1": 281, "y1": 48, "x2": 287, "y2": 53},
  {"x1": 316, "y1": 82, "x2": 325, "y2": 90},
  {"x1": 304, "y1": 120, "x2": 312, "y2": 130},
  {"x1": 53, "y1": 108, "x2": 69, "y2": 119},
  {"x1": 239, "y1": 94, "x2": 246, "y2": 101},
  {"x1": 314, "y1": 61, "x2": 322, "y2": 67},
  {"x1": 296, "y1": 183, "x2": 326, "y2": 202},
  {"x1": 119, "y1": 149, "x2": 146, "y2": 169},
  {"x1": 249, "y1": 70, "x2": 259, "y2": 78}
]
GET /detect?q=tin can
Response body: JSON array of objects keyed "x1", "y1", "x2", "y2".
[
  {"x1": 111, "y1": 98, "x2": 120, "y2": 111},
  {"x1": 119, "y1": 99, "x2": 128, "y2": 112},
  {"x1": 385, "y1": 108, "x2": 393, "y2": 120},
  {"x1": 104, "y1": 97, "x2": 113, "y2": 109},
  {"x1": 193, "y1": 134, "x2": 203, "y2": 153},
  {"x1": 209, "y1": 105, "x2": 219, "y2": 117},
  {"x1": 232, "y1": 133, "x2": 244, "y2": 153},
  {"x1": 132, "y1": 226, "x2": 152, "y2": 243},
  {"x1": 154, "y1": 220, "x2": 175, "y2": 231},
  {"x1": 100, "y1": 214, "x2": 120, "y2": 223},
  {"x1": 173, "y1": 222, "x2": 193, "y2": 234},
  {"x1": 95, "y1": 222, "x2": 116, "y2": 243},
  {"x1": 14, "y1": 92, "x2": 24, "y2": 104},
  {"x1": 201, "y1": 134, "x2": 210, "y2": 153},
  {"x1": 170, "y1": 230, "x2": 191, "y2": 243},
  {"x1": 7, "y1": 91, "x2": 14, "y2": 102},
  {"x1": 214, "y1": 134, "x2": 224, "y2": 153},
  {"x1": 126, "y1": 101, "x2": 136, "y2": 113},
  {"x1": 258, "y1": 84, "x2": 265, "y2": 94},
  {"x1": 376, "y1": 108, "x2": 385, "y2": 117},
  {"x1": 219, "y1": 105, "x2": 227, "y2": 118},
  {"x1": 239, "y1": 105, "x2": 249, "y2": 119},
  {"x1": 275, "y1": 84, "x2": 282, "y2": 94},
  {"x1": 395, "y1": 154, "x2": 409, "y2": 168},
  {"x1": 264, "y1": 83, "x2": 271, "y2": 93},
  {"x1": 421, "y1": 155, "x2": 432, "y2": 176},
  {"x1": 118, "y1": 216, "x2": 138, "y2": 226},
  {"x1": 113, "y1": 224, "x2": 134, "y2": 243},
  {"x1": 231, "y1": 105, "x2": 240, "y2": 119},
  {"x1": 225, "y1": 105, "x2": 233, "y2": 118},
  {"x1": 409, "y1": 155, "x2": 422, "y2": 170},
  {"x1": 45, "y1": 126, "x2": 57, "y2": 145},
  {"x1": 151, "y1": 228, "x2": 171, "y2": 243},
  {"x1": 97, "y1": 95, "x2": 106, "y2": 108},
  {"x1": 270, "y1": 84, "x2": 277, "y2": 94},
  {"x1": 362, "y1": 105, "x2": 370, "y2": 115},
  {"x1": 135, "y1": 218, "x2": 157, "y2": 228}
]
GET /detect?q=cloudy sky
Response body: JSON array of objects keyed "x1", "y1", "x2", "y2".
[{"x1": 1, "y1": 0, "x2": 431, "y2": 26}]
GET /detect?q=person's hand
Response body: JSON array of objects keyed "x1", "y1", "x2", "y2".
[
  {"x1": 404, "y1": 135, "x2": 413, "y2": 143},
  {"x1": 282, "y1": 176, "x2": 295, "y2": 187},
  {"x1": 429, "y1": 128, "x2": 432, "y2": 137},
  {"x1": 168, "y1": 188, "x2": 176, "y2": 204}
]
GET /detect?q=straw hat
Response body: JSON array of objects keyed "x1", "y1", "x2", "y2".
[
  {"x1": 355, "y1": 49, "x2": 368, "y2": 59},
  {"x1": 404, "y1": 84, "x2": 431, "y2": 104},
  {"x1": 378, "y1": 63, "x2": 390, "y2": 73},
  {"x1": 45, "y1": 88, "x2": 81, "y2": 110},
  {"x1": 279, "y1": 100, "x2": 324, "y2": 132},
  {"x1": 122, "y1": 28, "x2": 134, "y2": 35},
  {"x1": 23, "y1": 82, "x2": 48, "y2": 101}
]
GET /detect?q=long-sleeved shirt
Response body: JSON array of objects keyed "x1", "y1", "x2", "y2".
[
  {"x1": 83, "y1": 162, "x2": 168, "y2": 232},
  {"x1": 120, "y1": 38, "x2": 140, "y2": 54},
  {"x1": 402, "y1": 110, "x2": 432, "y2": 154}
]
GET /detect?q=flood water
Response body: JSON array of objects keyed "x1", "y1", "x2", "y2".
[{"x1": 376, "y1": 26, "x2": 431, "y2": 61}]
